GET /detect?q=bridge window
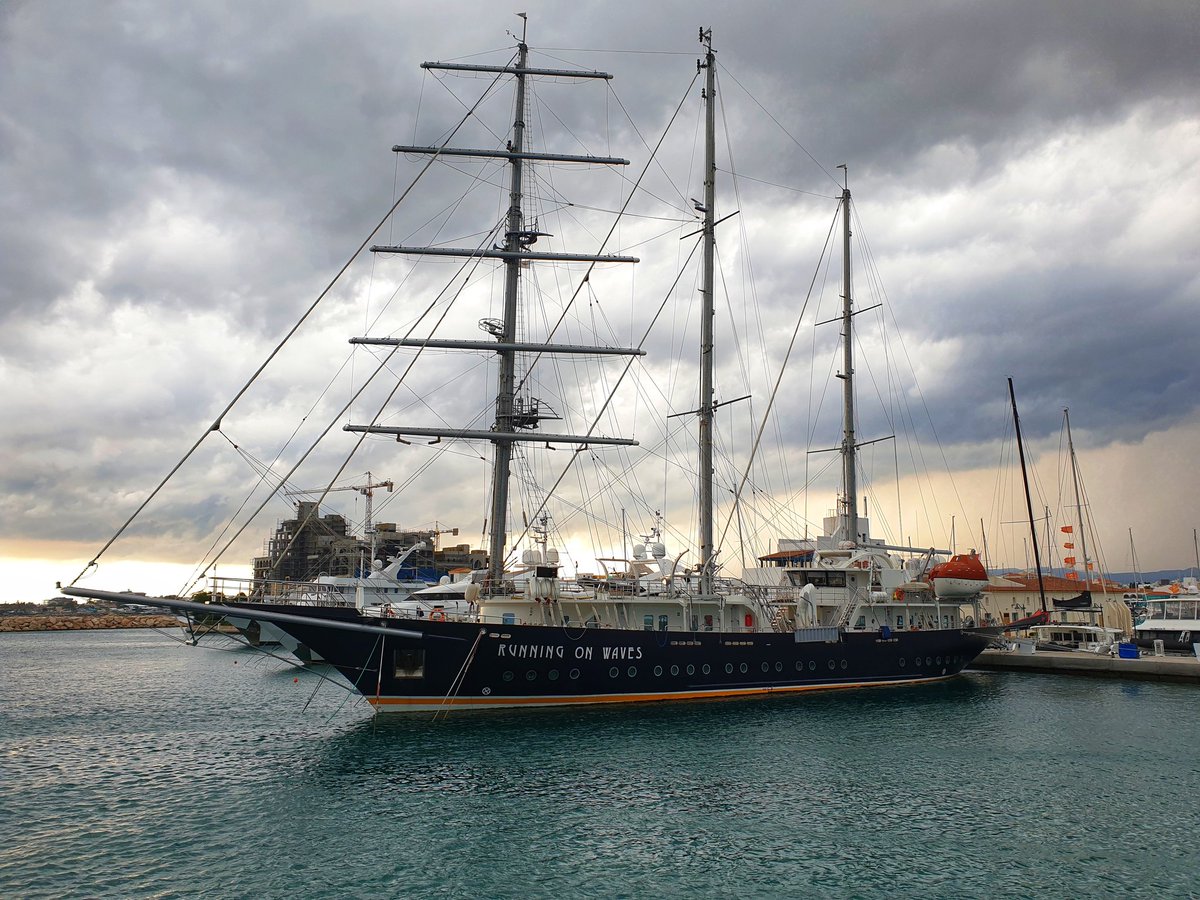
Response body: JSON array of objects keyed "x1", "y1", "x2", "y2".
[
  {"x1": 643, "y1": 615, "x2": 654, "y2": 631},
  {"x1": 658, "y1": 615, "x2": 669, "y2": 631}
]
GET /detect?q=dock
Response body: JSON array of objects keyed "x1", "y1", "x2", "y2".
[{"x1": 969, "y1": 648, "x2": 1200, "y2": 684}]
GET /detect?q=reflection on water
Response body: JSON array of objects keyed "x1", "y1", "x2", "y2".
[{"x1": 1, "y1": 630, "x2": 1198, "y2": 899}]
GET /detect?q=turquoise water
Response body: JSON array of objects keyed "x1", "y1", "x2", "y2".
[{"x1": 1, "y1": 629, "x2": 1197, "y2": 899}]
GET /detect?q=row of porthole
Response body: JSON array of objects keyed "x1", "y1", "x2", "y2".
[
  {"x1": 900, "y1": 655, "x2": 961, "y2": 668},
  {"x1": 501, "y1": 660, "x2": 848, "y2": 683},
  {"x1": 501, "y1": 669, "x2": 582, "y2": 682},
  {"x1": 499, "y1": 655, "x2": 965, "y2": 683}
]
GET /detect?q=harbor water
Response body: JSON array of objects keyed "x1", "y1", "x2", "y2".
[{"x1": 2, "y1": 629, "x2": 1198, "y2": 898}]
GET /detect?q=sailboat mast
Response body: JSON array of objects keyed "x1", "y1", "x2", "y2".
[
  {"x1": 840, "y1": 180, "x2": 858, "y2": 543},
  {"x1": 1129, "y1": 528, "x2": 1142, "y2": 586},
  {"x1": 1063, "y1": 408, "x2": 1092, "y2": 590},
  {"x1": 487, "y1": 37, "x2": 530, "y2": 588},
  {"x1": 1008, "y1": 378, "x2": 1047, "y2": 611},
  {"x1": 698, "y1": 28, "x2": 716, "y2": 594}
]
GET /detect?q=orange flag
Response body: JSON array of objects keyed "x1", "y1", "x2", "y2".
[
  {"x1": 1065, "y1": 572, "x2": 1078, "y2": 580},
  {"x1": 1063, "y1": 542, "x2": 1075, "y2": 549},
  {"x1": 1064, "y1": 556, "x2": 1076, "y2": 565},
  {"x1": 1061, "y1": 525, "x2": 1074, "y2": 534}
]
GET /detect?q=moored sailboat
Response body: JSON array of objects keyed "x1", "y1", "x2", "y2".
[{"x1": 62, "y1": 24, "x2": 995, "y2": 710}]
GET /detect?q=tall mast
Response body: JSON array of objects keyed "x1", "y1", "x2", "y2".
[
  {"x1": 839, "y1": 175, "x2": 858, "y2": 543},
  {"x1": 698, "y1": 27, "x2": 716, "y2": 595},
  {"x1": 486, "y1": 35, "x2": 531, "y2": 588},
  {"x1": 346, "y1": 19, "x2": 640, "y2": 591},
  {"x1": 1063, "y1": 408, "x2": 1091, "y2": 590},
  {"x1": 1008, "y1": 378, "x2": 1047, "y2": 611},
  {"x1": 1129, "y1": 528, "x2": 1141, "y2": 587}
]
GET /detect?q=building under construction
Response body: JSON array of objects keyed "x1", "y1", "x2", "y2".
[{"x1": 252, "y1": 501, "x2": 486, "y2": 584}]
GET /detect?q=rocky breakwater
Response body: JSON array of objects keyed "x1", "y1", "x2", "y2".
[{"x1": 0, "y1": 613, "x2": 180, "y2": 632}]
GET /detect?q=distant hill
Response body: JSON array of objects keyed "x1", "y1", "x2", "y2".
[
  {"x1": 1021, "y1": 568, "x2": 1199, "y2": 586},
  {"x1": 1105, "y1": 569, "x2": 1198, "y2": 585}
]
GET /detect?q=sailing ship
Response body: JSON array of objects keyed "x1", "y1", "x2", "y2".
[{"x1": 62, "y1": 25, "x2": 997, "y2": 711}]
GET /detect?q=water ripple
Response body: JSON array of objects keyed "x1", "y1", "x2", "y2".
[{"x1": 1, "y1": 631, "x2": 1198, "y2": 898}]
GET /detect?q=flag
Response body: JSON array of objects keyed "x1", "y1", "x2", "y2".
[
  {"x1": 1064, "y1": 556, "x2": 1076, "y2": 565},
  {"x1": 1065, "y1": 572, "x2": 1078, "y2": 580},
  {"x1": 1086, "y1": 563, "x2": 1094, "y2": 570},
  {"x1": 1063, "y1": 542, "x2": 1074, "y2": 549},
  {"x1": 1061, "y1": 525, "x2": 1074, "y2": 534}
]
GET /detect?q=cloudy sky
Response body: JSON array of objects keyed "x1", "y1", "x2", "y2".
[{"x1": 2, "y1": 0, "x2": 1198, "y2": 602}]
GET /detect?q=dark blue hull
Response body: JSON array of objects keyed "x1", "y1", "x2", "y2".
[{"x1": 260, "y1": 606, "x2": 993, "y2": 711}]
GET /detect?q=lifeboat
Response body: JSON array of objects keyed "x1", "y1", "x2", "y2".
[{"x1": 927, "y1": 551, "x2": 988, "y2": 599}]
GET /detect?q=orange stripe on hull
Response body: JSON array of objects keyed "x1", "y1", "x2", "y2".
[{"x1": 366, "y1": 674, "x2": 955, "y2": 711}]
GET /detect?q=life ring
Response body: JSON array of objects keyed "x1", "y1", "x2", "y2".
[
  {"x1": 429, "y1": 610, "x2": 447, "y2": 622},
  {"x1": 852, "y1": 558, "x2": 870, "y2": 569},
  {"x1": 383, "y1": 604, "x2": 395, "y2": 618}
]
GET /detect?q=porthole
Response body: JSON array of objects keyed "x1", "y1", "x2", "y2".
[
  {"x1": 761, "y1": 662, "x2": 770, "y2": 673},
  {"x1": 739, "y1": 662, "x2": 749, "y2": 674},
  {"x1": 899, "y1": 658, "x2": 906, "y2": 668},
  {"x1": 701, "y1": 664, "x2": 710, "y2": 675},
  {"x1": 689, "y1": 664, "x2": 697, "y2": 676},
  {"x1": 627, "y1": 666, "x2": 637, "y2": 678},
  {"x1": 936, "y1": 656, "x2": 943, "y2": 666},
  {"x1": 827, "y1": 659, "x2": 836, "y2": 670},
  {"x1": 808, "y1": 660, "x2": 816, "y2": 671},
  {"x1": 925, "y1": 656, "x2": 933, "y2": 666},
  {"x1": 609, "y1": 666, "x2": 619, "y2": 678},
  {"x1": 775, "y1": 661, "x2": 783, "y2": 673},
  {"x1": 503, "y1": 671, "x2": 514, "y2": 682},
  {"x1": 725, "y1": 663, "x2": 734, "y2": 674},
  {"x1": 526, "y1": 670, "x2": 537, "y2": 681},
  {"x1": 671, "y1": 665, "x2": 680, "y2": 676},
  {"x1": 548, "y1": 669, "x2": 560, "y2": 681},
  {"x1": 569, "y1": 668, "x2": 581, "y2": 680},
  {"x1": 840, "y1": 659, "x2": 848, "y2": 670},
  {"x1": 795, "y1": 661, "x2": 804, "y2": 671},
  {"x1": 654, "y1": 665, "x2": 663, "y2": 677}
]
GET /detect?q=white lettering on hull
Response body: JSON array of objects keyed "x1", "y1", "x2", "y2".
[
  {"x1": 496, "y1": 644, "x2": 566, "y2": 659},
  {"x1": 601, "y1": 646, "x2": 643, "y2": 660}
]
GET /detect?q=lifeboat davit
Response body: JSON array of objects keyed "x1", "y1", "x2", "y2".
[{"x1": 927, "y1": 551, "x2": 988, "y2": 600}]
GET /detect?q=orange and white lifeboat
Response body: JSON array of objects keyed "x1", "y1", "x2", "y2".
[{"x1": 927, "y1": 551, "x2": 988, "y2": 600}]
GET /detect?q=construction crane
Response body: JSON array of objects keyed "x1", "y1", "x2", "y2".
[{"x1": 283, "y1": 473, "x2": 394, "y2": 545}]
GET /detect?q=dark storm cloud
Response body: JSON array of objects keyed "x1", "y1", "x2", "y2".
[{"x1": 1, "y1": 0, "x2": 1197, "y2": 576}]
